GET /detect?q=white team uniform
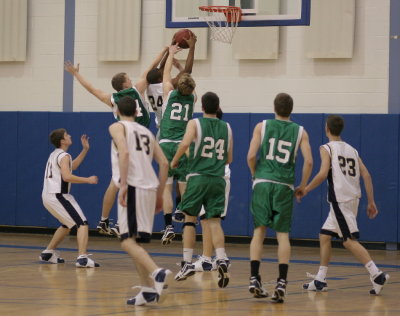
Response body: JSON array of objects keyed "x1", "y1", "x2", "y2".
[
  {"x1": 199, "y1": 165, "x2": 231, "y2": 220},
  {"x1": 114, "y1": 121, "x2": 160, "y2": 242},
  {"x1": 320, "y1": 141, "x2": 361, "y2": 240},
  {"x1": 146, "y1": 83, "x2": 163, "y2": 128},
  {"x1": 42, "y1": 148, "x2": 87, "y2": 228}
]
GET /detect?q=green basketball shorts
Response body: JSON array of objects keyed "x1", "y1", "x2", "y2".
[
  {"x1": 250, "y1": 181, "x2": 294, "y2": 232},
  {"x1": 181, "y1": 175, "x2": 226, "y2": 219},
  {"x1": 160, "y1": 141, "x2": 188, "y2": 182}
]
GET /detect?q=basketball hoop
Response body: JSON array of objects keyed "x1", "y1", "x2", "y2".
[{"x1": 199, "y1": 6, "x2": 242, "y2": 44}]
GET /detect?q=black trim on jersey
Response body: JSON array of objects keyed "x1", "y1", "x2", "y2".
[
  {"x1": 320, "y1": 229, "x2": 360, "y2": 241},
  {"x1": 127, "y1": 185, "x2": 138, "y2": 239},
  {"x1": 55, "y1": 194, "x2": 86, "y2": 227},
  {"x1": 326, "y1": 143, "x2": 352, "y2": 241}
]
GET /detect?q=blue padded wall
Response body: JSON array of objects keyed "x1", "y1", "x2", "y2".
[
  {"x1": 0, "y1": 112, "x2": 18, "y2": 225},
  {"x1": 0, "y1": 112, "x2": 399, "y2": 244}
]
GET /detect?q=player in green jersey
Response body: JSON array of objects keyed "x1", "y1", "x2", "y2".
[
  {"x1": 158, "y1": 44, "x2": 196, "y2": 245},
  {"x1": 64, "y1": 49, "x2": 167, "y2": 236},
  {"x1": 247, "y1": 93, "x2": 313, "y2": 302},
  {"x1": 170, "y1": 92, "x2": 233, "y2": 288}
]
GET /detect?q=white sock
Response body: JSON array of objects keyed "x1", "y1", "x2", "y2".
[
  {"x1": 315, "y1": 266, "x2": 328, "y2": 281},
  {"x1": 215, "y1": 248, "x2": 227, "y2": 260},
  {"x1": 365, "y1": 261, "x2": 380, "y2": 278},
  {"x1": 183, "y1": 248, "x2": 193, "y2": 263},
  {"x1": 101, "y1": 217, "x2": 108, "y2": 221},
  {"x1": 202, "y1": 255, "x2": 212, "y2": 261}
]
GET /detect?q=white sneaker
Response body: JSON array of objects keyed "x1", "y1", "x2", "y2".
[
  {"x1": 303, "y1": 279, "x2": 328, "y2": 292},
  {"x1": 39, "y1": 250, "x2": 65, "y2": 264},
  {"x1": 151, "y1": 268, "x2": 172, "y2": 302},
  {"x1": 175, "y1": 261, "x2": 196, "y2": 281},
  {"x1": 369, "y1": 272, "x2": 389, "y2": 295},
  {"x1": 75, "y1": 254, "x2": 100, "y2": 268},
  {"x1": 193, "y1": 255, "x2": 213, "y2": 272},
  {"x1": 127, "y1": 286, "x2": 159, "y2": 305}
]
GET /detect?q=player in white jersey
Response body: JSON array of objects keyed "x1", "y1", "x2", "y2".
[
  {"x1": 296, "y1": 115, "x2": 389, "y2": 295},
  {"x1": 40, "y1": 129, "x2": 99, "y2": 268},
  {"x1": 64, "y1": 47, "x2": 169, "y2": 237},
  {"x1": 109, "y1": 96, "x2": 172, "y2": 306}
]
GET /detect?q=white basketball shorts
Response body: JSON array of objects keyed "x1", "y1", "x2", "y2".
[{"x1": 42, "y1": 193, "x2": 87, "y2": 228}]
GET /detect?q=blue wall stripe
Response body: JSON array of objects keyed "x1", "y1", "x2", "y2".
[
  {"x1": 389, "y1": 0, "x2": 400, "y2": 113},
  {"x1": 62, "y1": 0, "x2": 75, "y2": 112}
]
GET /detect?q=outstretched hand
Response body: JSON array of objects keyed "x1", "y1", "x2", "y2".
[
  {"x1": 64, "y1": 60, "x2": 80, "y2": 75},
  {"x1": 169, "y1": 44, "x2": 182, "y2": 55},
  {"x1": 185, "y1": 34, "x2": 197, "y2": 48},
  {"x1": 81, "y1": 134, "x2": 90, "y2": 150}
]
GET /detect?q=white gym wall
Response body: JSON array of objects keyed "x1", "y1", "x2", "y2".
[{"x1": 0, "y1": 0, "x2": 390, "y2": 113}]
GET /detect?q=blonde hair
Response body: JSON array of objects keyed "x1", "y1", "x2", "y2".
[{"x1": 177, "y1": 73, "x2": 196, "y2": 96}]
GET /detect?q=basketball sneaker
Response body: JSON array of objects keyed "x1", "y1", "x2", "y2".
[
  {"x1": 303, "y1": 279, "x2": 328, "y2": 292},
  {"x1": 193, "y1": 255, "x2": 213, "y2": 272},
  {"x1": 249, "y1": 276, "x2": 268, "y2": 298},
  {"x1": 127, "y1": 286, "x2": 159, "y2": 306},
  {"x1": 75, "y1": 254, "x2": 100, "y2": 268},
  {"x1": 110, "y1": 224, "x2": 120, "y2": 238},
  {"x1": 175, "y1": 261, "x2": 196, "y2": 281},
  {"x1": 39, "y1": 249, "x2": 65, "y2": 264},
  {"x1": 271, "y1": 278, "x2": 287, "y2": 303},
  {"x1": 97, "y1": 220, "x2": 112, "y2": 235},
  {"x1": 211, "y1": 257, "x2": 230, "y2": 271},
  {"x1": 369, "y1": 272, "x2": 389, "y2": 295},
  {"x1": 151, "y1": 268, "x2": 172, "y2": 302},
  {"x1": 216, "y1": 259, "x2": 230, "y2": 288},
  {"x1": 172, "y1": 209, "x2": 185, "y2": 223},
  {"x1": 161, "y1": 225, "x2": 175, "y2": 245}
]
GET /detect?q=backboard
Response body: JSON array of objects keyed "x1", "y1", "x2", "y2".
[{"x1": 166, "y1": 0, "x2": 311, "y2": 28}]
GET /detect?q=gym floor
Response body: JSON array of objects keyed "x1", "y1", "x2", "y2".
[{"x1": 0, "y1": 232, "x2": 399, "y2": 315}]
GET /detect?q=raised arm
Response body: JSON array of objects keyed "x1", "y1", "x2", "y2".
[
  {"x1": 227, "y1": 125, "x2": 233, "y2": 165},
  {"x1": 170, "y1": 120, "x2": 197, "y2": 168},
  {"x1": 109, "y1": 122, "x2": 129, "y2": 207},
  {"x1": 171, "y1": 34, "x2": 197, "y2": 87},
  {"x1": 64, "y1": 61, "x2": 112, "y2": 107},
  {"x1": 71, "y1": 134, "x2": 90, "y2": 170},
  {"x1": 60, "y1": 155, "x2": 98, "y2": 184},
  {"x1": 135, "y1": 46, "x2": 169, "y2": 94},
  {"x1": 247, "y1": 123, "x2": 262, "y2": 177},
  {"x1": 163, "y1": 45, "x2": 182, "y2": 99},
  {"x1": 359, "y1": 158, "x2": 379, "y2": 219}
]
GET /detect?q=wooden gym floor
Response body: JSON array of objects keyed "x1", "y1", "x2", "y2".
[{"x1": 0, "y1": 232, "x2": 399, "y2": 316}]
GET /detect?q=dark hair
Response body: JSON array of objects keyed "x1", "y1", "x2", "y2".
[
  {"x1": 49, "y1": 128, "x2": 67, "y2": 148},
  {"x1": 117, "y1": 96, "x2": 137, "y2": 117},
  {"x1": 326, "y1": 115, "x2": 344, "y2": 136},
  {"x1": 146, "y1": 68, "x2": 162, "y2": 84},
  {"x1": 111, "y1": 72, "x2": 128, "y2": 91},
  {"x1": 216, "y1": 107, "x2": 223, "y2": 120},
  {"x1": 274, "y1": 93, "x2": 293, "y2": 117},
  {"x1": 177, "y1": 73, "x2": 196, "y2": 95},
  {"x1": 201, "y1": 92, "x2": 220, "y2": 114}
]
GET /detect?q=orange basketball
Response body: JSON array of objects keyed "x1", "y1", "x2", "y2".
[{"x1": 172, "y1": 29, "x2": 194, "y2": 49}]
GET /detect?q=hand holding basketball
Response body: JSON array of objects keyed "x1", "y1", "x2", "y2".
[{"x1": 172, "y1": 29, "x2": 194, "y2": 49}]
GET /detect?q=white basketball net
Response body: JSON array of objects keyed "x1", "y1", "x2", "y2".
[{"x1": 199, "y1": 6, "x2": 241, "y2": 44}]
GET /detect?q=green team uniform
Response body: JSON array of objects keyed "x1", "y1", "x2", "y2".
[
  {"x1": 112, "y1": 87, "x2": 150, "y2": 127},
  {"x1": 251, "y1": 119, "x2": 304, "y2": 232},
  {"x1": 159, "y1": 90, "x2": 195, "y2": 181},
  {"x1": 181, "y1": 117, "x2": 231, "y2": 219}
]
